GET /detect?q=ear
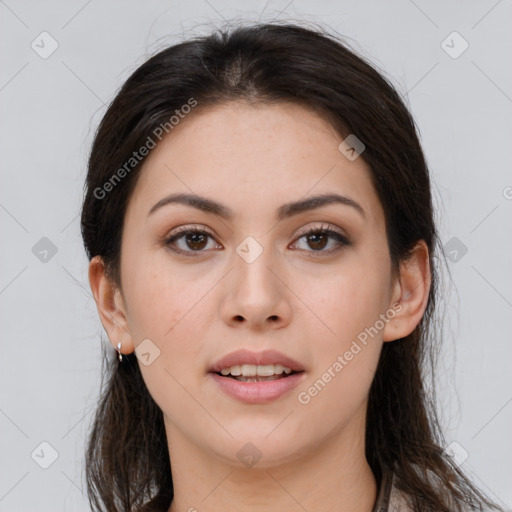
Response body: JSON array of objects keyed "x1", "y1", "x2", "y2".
[
  {"x1": 383, "y1": 240, "x2": 431, "y2": 342},
  {"x1": 88, "y1": 255, "x2": 134, "y2": 355}
]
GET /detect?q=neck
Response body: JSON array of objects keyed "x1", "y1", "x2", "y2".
[{"x1": 166, "y1": 416, "x2": 377, "y2": 512}]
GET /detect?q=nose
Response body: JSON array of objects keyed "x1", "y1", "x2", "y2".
[{"x1": 219, "y1": 241, "x2": 292, "y2": 331}]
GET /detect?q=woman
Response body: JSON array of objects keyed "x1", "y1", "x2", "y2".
[{"x1": 81, "y1": 21, "x2": 503, "y2": 512}]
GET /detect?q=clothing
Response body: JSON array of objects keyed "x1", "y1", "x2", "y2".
[
  {"x1": 372, "y1": 469, "x2": 487, "y2": 512},
  {"x1": 372, "y1": 469, "x2": 412, "y2": 512}
]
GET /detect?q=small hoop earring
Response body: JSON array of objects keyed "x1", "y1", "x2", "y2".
[{"x1": 117, "y1": 341, "x2": 123, "y2": 362}]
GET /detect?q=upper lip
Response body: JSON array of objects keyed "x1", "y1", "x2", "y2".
[{"x1": 209, "y1": 349, "x2": 305, "y2": 373}]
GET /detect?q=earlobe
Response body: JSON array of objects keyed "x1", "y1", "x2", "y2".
[
  {"x1": 88, "y1": 256, "x2": 134, "y2": 354},
  {"x1": 383, "y1": 240, "x2": 431, "y2": 342}
]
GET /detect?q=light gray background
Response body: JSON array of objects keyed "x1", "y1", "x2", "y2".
[{"x1": 1, "y1": 1, "x2": 511, "y2": 511}]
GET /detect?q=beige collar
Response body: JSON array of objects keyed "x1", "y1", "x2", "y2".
[{"x1": 372, "y1": 469, "x2": 412, "y2": 512}]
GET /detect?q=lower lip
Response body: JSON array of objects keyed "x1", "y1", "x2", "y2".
[{"x1": 208, "y1": 372, "x2": 306, "y2": 404}]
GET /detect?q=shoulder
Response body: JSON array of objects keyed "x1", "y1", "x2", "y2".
[
  {"x1": 385, "y1": 467, "x2": 488, "y2": 512},
  {"x1": 373, "y1": 469, "x2": 412, "y2": 512},
  {"x1": 387, "y1": 471, "x2": 414, "y2": 512}
]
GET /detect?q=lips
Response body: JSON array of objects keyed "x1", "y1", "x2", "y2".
[
  {"x1": 209, "y1": 371, "x2": 306, "y2": 404},
  {"x1": 208, "y1": 348, "x2": 306, "y2": 374}
]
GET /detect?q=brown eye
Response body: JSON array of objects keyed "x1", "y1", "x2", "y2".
[
  {"x1": 292, "y1": 224, "x2": 351, "y2": 255},
  {"x1": 182, "y1": 232, "x2": 208, "y2": 250},
  {"x1": 305, "y1": 232, "x2": 329, "y2": 251},
  {"x1": 164, "y1": 227, "x2": 221, "y2": 256}
]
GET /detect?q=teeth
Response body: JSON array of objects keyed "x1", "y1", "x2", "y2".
[{"x1": 219, "y1": 364, "x2": 293, "y2": 377}]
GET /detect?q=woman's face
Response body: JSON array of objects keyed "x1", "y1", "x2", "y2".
[{"x1": 116, "y1": 101, "x2": 399, "y2": 467}]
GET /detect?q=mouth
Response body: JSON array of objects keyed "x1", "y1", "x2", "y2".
[
  {"x1": 207, "y1": 349, "x2": 306, "y2": 403},
  {"x1": 209, "y1": 366, "x2": 306, "y2": 404},
  {"x1": 213, "y1": 364, "x2": 304, "y2": 382},
  {"x1": 215, "y1": 370, "x2": 304, "y2": 382},
  {"x1": 208, "y1": 348, "x2": 306, "y2": 377}
]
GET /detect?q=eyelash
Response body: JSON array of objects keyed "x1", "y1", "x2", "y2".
[{"x1": 163, "y1": 223, "x2": 351, "y2": 258}]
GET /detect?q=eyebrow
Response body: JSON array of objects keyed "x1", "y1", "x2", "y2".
[{"x1": 147, "y1": 192, "x2": 366, "y2": 221}]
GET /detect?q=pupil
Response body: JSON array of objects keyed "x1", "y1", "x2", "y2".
[
  {"x1": 308, "y1": 233, "x2": 327, "y2": 250},
  {"x1": 187, "y1": 233, "x2": 206, "y2": 250}
]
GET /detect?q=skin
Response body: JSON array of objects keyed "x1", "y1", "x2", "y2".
[{"x1": 89, "y1": 101, "x2": 430, "y2": 512}]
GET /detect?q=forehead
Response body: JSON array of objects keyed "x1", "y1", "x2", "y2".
[{"x1": 126, "y1": 101, "x2": 383, "y2": 228}]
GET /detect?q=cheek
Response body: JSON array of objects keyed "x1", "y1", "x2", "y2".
[
  {"x1": 121, "y1": 249, "x2": 218, "y2": 369},
  {"x1": 303, "y1": 257, "x2": 391, "y2": 347},
  {"x1": 126, "y1": 276, "x2": 205, "y2": 349},
  {"x1": 294, "y1": 272, "x2": 386, "y2": 426},
  {"x1": 121, "y1": 257, "x2": 212, "y2": 419},
  {"x1": 121, "y1": 243, "x2": 196, "y2": 335},
  {"x1": 293, "y1": 254, "x2": 390, "y2": 404}
]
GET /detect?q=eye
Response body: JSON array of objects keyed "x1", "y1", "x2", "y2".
[
  {"x1": 164, "y1": 223, "x2": 351, "y2": 257},
  {"x1": 164, "y1": 225, "x2": 221, "y2": 256},
  {"x1": 291, "y1": 223, "x2": 351, "y2": 255}
]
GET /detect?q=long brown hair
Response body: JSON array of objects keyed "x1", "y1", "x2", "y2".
[{"x1": 81, "y1": 21, "x2": 503, "y2": 512}]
